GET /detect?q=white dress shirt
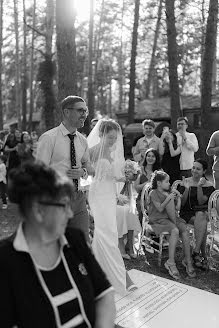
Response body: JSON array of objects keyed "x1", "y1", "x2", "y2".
[
  {"x1": 36, "y1": 123, "x2": 90, "y2": 185},
  {"x1": 176, "y1": 131, "x2": 199, "y2": 170}
]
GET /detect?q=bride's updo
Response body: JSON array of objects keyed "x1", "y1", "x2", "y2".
[{"x1": 99, "y1": 119, "x2": 120, "y2": 137}]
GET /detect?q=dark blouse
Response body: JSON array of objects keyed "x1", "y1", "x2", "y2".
[
  {"x1": 0, "y1": 228, "x2": 112, "y2": 328},
  {"x1": 161, "y1": 140, "x2": 180, "y2": 185},
  {"x1": 179, "y1": 185, "x2": 215, "y2": 214}
]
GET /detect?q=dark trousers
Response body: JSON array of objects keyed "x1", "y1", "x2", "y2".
[
  {"x1": 0, "y1": 181, "x2": 7, "y2": 204},
  {"x1": 180, "y1": 169, "x2": 192, "y2": 179},
  {"x1": 68, "y1": 191, "x2": 90, "y2": 243}
]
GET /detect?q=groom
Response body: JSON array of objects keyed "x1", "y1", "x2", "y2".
[{"x1": 36, "y1": 95, "x2": 93, "y2": 242}]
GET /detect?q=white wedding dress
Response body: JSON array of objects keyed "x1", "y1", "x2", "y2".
[{"x1": 88, "y1": 158, "x2": 127, "y2": 295}]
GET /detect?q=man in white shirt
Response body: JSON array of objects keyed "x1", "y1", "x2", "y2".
[
  {"x1": 176, "y1": 117, "x2": 199, "y2": 178},
  {"x1": 133, "y1": 119, "x2": 160, "y2": 164},
  {"x1": 36, "y1": 95, "x2": 93, "y2": 242}
]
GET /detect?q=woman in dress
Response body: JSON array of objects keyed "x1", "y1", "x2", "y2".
[
  {"x1": 17, "y1": 131, "x2": 34, "y2": 164},
  {"x1": 159, "y1": 128, "x2": 181, "y2": 185},
  {"x1": 135, "y1": 148, "x2": 161, "y2": 225},
  {"x1": 0, "y1": 161, "x2": 115, "y2": 328},
  {"x1": 88, "y1": 119, "x2": 136, "y2": 295},
  {"x1": 179, "y1": 159, "x2": 215, "y2": 269}
]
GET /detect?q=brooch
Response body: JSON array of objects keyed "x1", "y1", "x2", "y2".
[{"x1": 78, "y1": 263, "x2": 88, "y2": 275}]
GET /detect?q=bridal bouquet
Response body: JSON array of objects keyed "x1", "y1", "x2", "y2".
[
  {"x1": 124, "y1": 159, "x2": 141, "y2": 181},
  {"x1": 117, "y1": 194, "x2": 129, "y2": 206}
]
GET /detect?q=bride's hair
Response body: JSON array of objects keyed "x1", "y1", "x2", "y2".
[{"x1": 99, "y1": 119, "x2": 120, "y2": 137}]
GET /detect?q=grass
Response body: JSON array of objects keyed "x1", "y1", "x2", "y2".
[{"x1": 1, "y1": 203, "x2": 219, "y2": 295}]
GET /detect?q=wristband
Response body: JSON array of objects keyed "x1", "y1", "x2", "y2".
[{"x1": 81, "y1": 168, "x2": 88, "y2": 179}]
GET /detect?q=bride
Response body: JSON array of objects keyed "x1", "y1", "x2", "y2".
[{"x1": 87, "y1": 119, "x2": 136, "y2": 295}]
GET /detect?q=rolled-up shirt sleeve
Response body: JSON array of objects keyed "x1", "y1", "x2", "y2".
[{"x1": 36, "y1": 135, "x2": 53, "y2": 165}]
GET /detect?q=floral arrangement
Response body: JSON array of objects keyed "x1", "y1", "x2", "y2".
[
  {"x1": 124, "y1": 159, "x2": 141, "y2": 181},
  {"x1": 117, "y1": 194, "x2": 129, "y2": 206}
]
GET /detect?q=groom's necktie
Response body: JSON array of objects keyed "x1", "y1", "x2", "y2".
[{"x1": 68, "y1": 134, "x2": 78, "y2": 191}]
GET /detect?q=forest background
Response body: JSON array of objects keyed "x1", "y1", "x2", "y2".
[{"x1": 0, "y1": 0, "x2": 218, "y2": 148}]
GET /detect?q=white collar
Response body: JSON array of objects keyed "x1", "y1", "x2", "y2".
[
  {"x1": 13, "y1": 223, "x2": 69, "y2": 253},
  {"x1": 59, "y1": 122, "x2": 78, "y2": 137}
]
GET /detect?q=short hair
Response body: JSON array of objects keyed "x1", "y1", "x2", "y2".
[
  {"x1": 177, "y1": 117, "x2": 188, "y2": 124},
  {"x1": 142, "y1": 119, "x2": 155, "y2": 128},
  {"x1": 61, "y1": 95, "x2": 85, "y2": 112},
  {"x1": 8, "y1": 161, "x2": 74, "y2": 218},
  {"x1": 91, "y1": 118, "x2": 98, "y2": 124}
]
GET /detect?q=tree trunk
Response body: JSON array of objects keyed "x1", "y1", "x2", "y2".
[
  {"x1": 128, "y1": 0, "x2": 140, "y2": 124},
  {"x1": 14, "y1": 0, "x2": 21, "y2": 129},
  {"x1": 84, "y1": 0, "x2": 94, "y2": 135},
  {"x1": 165, "y1": 0, "x2": 181, "y2": 128},
  {"x1": 28, "y1": 0, "x2": 36, "y2": 131},
  {"x1": 201, "y1": 0, "x2": 218, "y2": 132},
  {"x1": 0, "y1": 0, "x2": 3, "y2": 130},
  {"x1": 22, "y1": 0, "x2": 27, "y2": 131},
  {"x1": 118, "y1": 0, "x2": 125, "y2": 112},
  {"x1": 56, "y1": 0, "x2": 77, "y2": 104},
  {"x1": 145, "y1": 0, "x2": 163, "y2": 99}
]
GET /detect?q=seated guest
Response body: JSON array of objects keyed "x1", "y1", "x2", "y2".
[
  {"x1": 133, "y1": 119, "x2": 160, "y2": 165},
  {"x1": 159, "y1": 128, "x2": 181, "y2": 185},
  {"x1": 135, "y1": 148, "x2": 161, "y2": 225},
  {"x1": 149, "y1": 171, "x2": 196, "y2": 279},
  {"x1": 116, "y1": 182, "x2": 141, "y2": 260},
  {"x1": 179, "y1": 159, "x2": 215, "y2": 270},
  {"x1": 17, "y1": 131, "x2": 34, "y2": 164},
  {"x1": 0, "y1": 161, "x2": 115, "y2": 328}
]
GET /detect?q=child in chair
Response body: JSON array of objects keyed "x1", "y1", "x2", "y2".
[{"x1": 148, "y1": 170, "x2": 196, "y2": 279}]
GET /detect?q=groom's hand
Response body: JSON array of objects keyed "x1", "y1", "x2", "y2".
[{"x1": 66, "y1": 166, "x2": 84, "y2": 179}]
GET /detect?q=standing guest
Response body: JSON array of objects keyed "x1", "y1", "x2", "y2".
[
  {"x1": 179, "y1": 159, "x2": 214, "y2": 269},
  {"x1": 133, "y1": 119, "x2": 160, "y2": 164},
  {"x1": 90, "y1": 118, "x2": 99, "y2": 130},
  {"x1": 3, "y1": 125, "x2": 10, "y2": 146},
  {"x1": 135, "y1": 148, "x2": 161, "y2": 225},
  {"x1": 0, "y1": 161, "x2": 115, "y2": 328},
  {"x1": 31, "y1": 131, "x2": 39, "y2": 158},
  {"x1": 0, "y1": 154, "x2": 7, "y2": 209},
  {"x1": 17, "y1": 132, "x2": 34, "y2": 164},
  {"x1": 0, "y1": 131, "x2": 5, "y2": 154},
  {"x1": 176, "y1": 117, "x2": 199, "y2": 178},
  {"x1": 206, "y1": 130, "x2": 219, "y2": 189},
  {"x1": 4, "y1": 132, "x2": 20, "y2": 173},
  {"x1": 36, "y1": 95, "x2": 92, "y2": 242},
  {"x1": 159, "y1": 128, "x2": 181, "y2": 184},
  {"x1": 15, "y1": 129, "x2": 22, "y2": 143}
]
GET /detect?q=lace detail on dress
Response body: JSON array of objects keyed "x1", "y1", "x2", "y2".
[{"x1": 95, "y1": 159, "x2": 114, "y2": 181}]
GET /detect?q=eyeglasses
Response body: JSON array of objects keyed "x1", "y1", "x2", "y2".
[
  {"x1": 66, "y1": 108, "x2": 89, "y2": 116},
  {"x1": 177, "y1": 123, "x2": 186, "y2": 126},
  {"x1": 39, "y1": 201, "x2": 71, "y2": 211}
]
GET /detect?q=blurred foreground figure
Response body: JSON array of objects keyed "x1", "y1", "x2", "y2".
[{"x1": 0, "y1": 161, "x2": 115, "y2": 328}]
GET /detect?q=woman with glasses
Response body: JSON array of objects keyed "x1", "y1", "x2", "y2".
[{"x1": 0, "y1": 161, "x2": 115, "y2": 328}]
